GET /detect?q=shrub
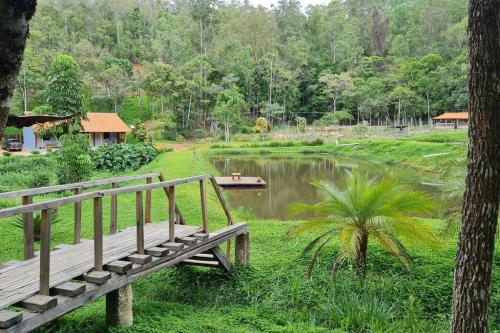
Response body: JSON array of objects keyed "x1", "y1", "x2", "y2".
[
  {"x1": 296, "y1": 117, "x2": 307, "y2": 132},
  {"x1": 302, "y1": 139, "x2": 324, "y2": 146},
  {"x1": 0, "y1": 156, "x2": 57, "y2": 192},
  {"x1": 56, "y1": 134, "x2": 94, "y2": 184},
  {"x1": 175, "y1": 135, "x2": 184, "y2": 143},
  {"x1": 31, "y1": 150, "x2": 40, "y2": 155},
  {"x1": 254, "y1": 117, "x2": 268, "y2": 134},
  {"x1": 2, "y1": 152, "x2": 11, "y2": 157},
  {"x1": 131, "y1": 119, "x2": 150, "y2": 142},
  {"x1": 92, "y1": 143, "x2": 158, "y2": 171}
]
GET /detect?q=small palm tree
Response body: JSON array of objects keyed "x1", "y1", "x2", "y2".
[
  {"x1": 289, "y1": 172, "x2": 439, "y2": 278},
  {"x1": 10, "y1": 211, "x2": 62, "y2": 241}
]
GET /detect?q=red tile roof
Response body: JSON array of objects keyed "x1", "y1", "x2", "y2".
[
  {"x1": 432, "y1": 112, "x2": 468, "y2": 120},
  {"x1": 81, "y1": 113, "x2": 131, "y2": 133}
]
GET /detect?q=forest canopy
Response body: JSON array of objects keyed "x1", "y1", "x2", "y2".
[{"x1": 14, "y1": 0, "x2": 468, "y2": 136}]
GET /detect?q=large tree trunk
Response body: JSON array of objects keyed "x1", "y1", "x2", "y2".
[
  {"x1": 0, "y1": 1, "x2": 37, "y2": 142},
  {"x1": 451, "y1": 2, "x2": 500, "y2": 332}
]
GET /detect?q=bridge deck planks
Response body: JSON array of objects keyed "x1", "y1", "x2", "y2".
[{"x1": 0, "y1": 223, "x2": 199, "y2": 311}]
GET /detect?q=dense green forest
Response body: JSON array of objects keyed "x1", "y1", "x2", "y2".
[{"x1": 15, "y1": 0, "x2": 468, "y2": 137}]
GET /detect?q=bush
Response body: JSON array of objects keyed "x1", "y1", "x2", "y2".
[
  {"x1": 296, "y1": 117, "x2": 307, "y2": 132},
  {"x1": 316, "y1": 111, "x2": 354, "y2": 127},
  {"x1": 254, "y1": 117, "x2": 268, "y2": 134},
  {"x1": 31, "y1": 150, "x2": 40, "y2": 155},
  {"x1": 302, "y1": 139, "x2": 324, "y2": 146},
  {"x1": 131, "y1": 119, "x2": 150, "y2": 142},
  {"x1": 2, "y1": 152, "x2": 11, "y2": 157},
  {"x1": 175, "y1": 135, "x2": 184, "y2": 143},
  {"x1": 92, "y1": 143, "x2": 158, "y2": 171},
  {"x1": 56, "y1": 134, "x2": 94, "y2": 184},
  {"x1": 0, "y1": 156, "x2": 57, "y2": 191}
]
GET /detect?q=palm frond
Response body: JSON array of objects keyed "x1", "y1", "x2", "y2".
[
  {"x1": 300, "y1": 229, "x2": 337, "y2": 256},
  {"x1": 374, "y1": 230, "x2": 412, "y2": 271},
  {"x1": 307, "y1": 236, "x2": 334, "y2": 279}
]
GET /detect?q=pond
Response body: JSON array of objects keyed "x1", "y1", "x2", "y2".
[{"x1": 211, "y1": 155, "x2": 438, "y2": 220}]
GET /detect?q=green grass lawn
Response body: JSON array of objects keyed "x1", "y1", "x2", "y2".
[{"x1": 1, "y1": 131, "x2": 499, "y2": 332}]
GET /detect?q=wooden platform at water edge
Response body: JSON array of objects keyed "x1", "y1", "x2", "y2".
[
  {"x1": 215, "y1": 174, "x2": 267, "y2": 189},
  {"x1": 0, "y1": 173, "x2": 249, "y2": 332}
]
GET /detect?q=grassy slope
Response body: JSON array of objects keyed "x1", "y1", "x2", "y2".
[{"x1": 1, "y1": 131, "x2": 498, "y2": 332}]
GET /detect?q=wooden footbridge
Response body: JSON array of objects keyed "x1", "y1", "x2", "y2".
[{"x1": 0, "y1": 173, "x2": 249, "y2": 332}]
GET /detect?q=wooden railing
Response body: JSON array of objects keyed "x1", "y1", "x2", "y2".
[{"x1": 0, "y1": 173, "x2": 234, "y2": 297}]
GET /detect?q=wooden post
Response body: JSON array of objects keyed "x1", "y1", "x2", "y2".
[
  {"x1": 22, "y1": 195, "x2": 34, "y2": 260},
  {"x1": 200, "y1": 180, "x2": 208, "y2": 233},
  {"x1": 209, "y1": 177, "x2": 234, "y2": 259},
  {"x1": 158, "y1": 173, "x2": 186, "y2": 225},
  {"x1": 106, "y1": 283, "x2": 133, "y2": 327},
  {"x1": 136, "y1": 191, "x2": 144, "y2": 254},
  {"x1": 39, "y1": 209, "x2": 51, "y2": 295},
  {"x1": 110, "y1": 183, "x2": 118, "y2": 234},
  {"x1": 235, "y1": 232, "x2": 250, "y2": 266},
  {"x1": 145, "y1": 177, "x2": 152, "y2": 224},
  {"x1": 168, "y1": 186, "x2": 175, "y2": 243},
  {"x1": 73, "y1": 188, "x2": 82, "y2": 244},
  {"x1": 93, "y1": 197, "x2": 103, "y2": 271}
]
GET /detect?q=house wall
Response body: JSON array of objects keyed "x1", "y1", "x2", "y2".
[
  {"x1": 22, "y1": 127, "x2": 36, "y2": 150},
  {"x1": 36, "y1": 135, "x2": 58, "y2": 150},
  {"x1": 90, "y1": 132, "x2": 121, "y2": 147}
]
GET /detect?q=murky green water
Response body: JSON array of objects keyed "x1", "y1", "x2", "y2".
[{"x1": 211, "y1": 155, "x2": 438, "y2": 220}]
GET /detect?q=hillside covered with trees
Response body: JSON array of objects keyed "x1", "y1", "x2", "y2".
[{"x1": 15, "y1": 0, "x2": 468, "y2": 138}]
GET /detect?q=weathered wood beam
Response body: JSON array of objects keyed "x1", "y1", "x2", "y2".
[
  {"x1": 39, "y1": 209, "x2": 51, "y2": 296},
  {"x1": 93, "y1": 197, "x2": 103, "y2": 271},
  {"x1": 22, "y1": 195, "x2": 34, "y2": 260},
  {"x1": 0, "y1": 173, "x2": 161, "y2": 200},
  {"x1": 73, "y1": 188, "x2": 82, "y2": 244}
]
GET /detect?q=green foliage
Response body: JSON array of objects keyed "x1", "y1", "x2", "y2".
[
  {"x1": 31, "y1": 104, "x2": 53, "y2": 115},
  {"x1": 56, "y1": 134, "x2": 94, "y2": 184},
  {"x1": 131, "y1": 119, "x2": 150, "y2": 142},
  {"x1": 0, "y1": 156, "x2": 57, "y2": 192},
  {"x1": 2, "y1": 152, "x2": 11, "y2": 157},
  {"x1": 215, "y1": 86, "x2": 246, "y2": 142},
  {"x1": 10, "y1": 211, "x2": 62, "y2": 241},
  {"x1": 317, "y1": 111, "x2": 353, "y2": 126},
  {"x1": 92, "y1": 143, "x2": 158, "y2": 171},
  {"x1": 45, "y1": 55, "x2": 84, "y2": 116},
  {"x1": 254, "y1": 117, "x2": 268, "y2": 134},
  {"x1": 296, "y1": 117, "x2": 307, "y2": 132},
  {"x1": 289, "y1": 172, "x2": 440, "y2": 278}
]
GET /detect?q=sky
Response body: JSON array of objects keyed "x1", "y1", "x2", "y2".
[{"x1": 247, "y1": 0, "x2": 328, "y2": 8}]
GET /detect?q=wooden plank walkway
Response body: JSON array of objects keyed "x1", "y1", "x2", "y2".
[{"x1": 0, "y1": 223, "x2": 199, "y2": 311}]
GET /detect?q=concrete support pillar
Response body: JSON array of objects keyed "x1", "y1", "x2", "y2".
[
  {"x1": 106, "y1": 283, "x2": 133, "y2": 327},
  {"x1": 235, "y1": 232, "x2": 249, "y2": 266}
]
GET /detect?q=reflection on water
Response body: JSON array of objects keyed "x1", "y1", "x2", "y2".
[{"x1": 211, "y1": 155, "x2": 436, "y2": 220}]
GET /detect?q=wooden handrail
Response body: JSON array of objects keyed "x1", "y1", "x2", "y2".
[
  {"x1": 0, "y1": 192, "x2": 103, "y2": 219},
  {"x1": 0, "y1": 173, "x2": 161, "y2": 200},
  {"x1": 99, "y1": 175, "x2": 212, "y2": 197},
  {"x1": 0, "y1": 175, "x2": 213, "y2": 219}
]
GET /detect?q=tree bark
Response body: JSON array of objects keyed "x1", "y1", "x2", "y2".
[
  {"x1": 0, "y1": 0, "x2": 37, "y2": 141},
  {"x1": 451, "y1": 2, "x2": 500, "y2": 332}
]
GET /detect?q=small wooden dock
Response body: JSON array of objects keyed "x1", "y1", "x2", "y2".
[
  {"x1": 215, "y1": 174, "x2": 267, "y2": 189},
  {"x1": 0, "y1": 173, "x2": 249, "y2": 332}
]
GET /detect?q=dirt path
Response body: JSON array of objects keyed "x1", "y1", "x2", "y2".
[{"x1": 170, "y1": 143, "x2": 190, "y2": 152}]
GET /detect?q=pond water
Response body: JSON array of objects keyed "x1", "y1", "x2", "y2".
[{"x1": 211, "y1": 155, "x2": 438, "y2": 220}]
